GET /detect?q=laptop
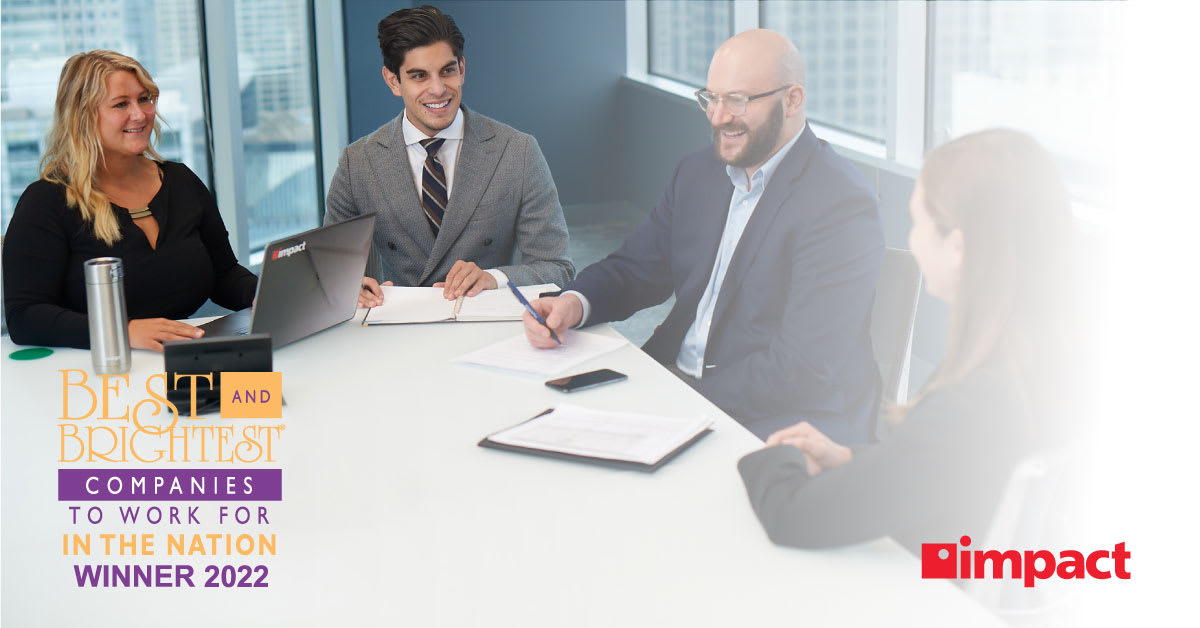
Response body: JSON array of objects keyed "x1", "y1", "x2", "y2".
[{"x1": 199, "y1": 213, "x2": 376, "y2": 348}]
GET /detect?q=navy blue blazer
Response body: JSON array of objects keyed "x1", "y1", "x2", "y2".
[{"x1": 568, "y1": 125, "x2": 883, "y2": 443}]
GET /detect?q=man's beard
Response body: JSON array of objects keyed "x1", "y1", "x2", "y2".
[{"x1": 712, "y1": 102, "x2": 785, "y2": 169}]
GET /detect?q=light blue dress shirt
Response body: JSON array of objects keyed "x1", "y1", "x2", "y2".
[{"x1": 675, "y1": 125, "x2": 806, "y2": 378}]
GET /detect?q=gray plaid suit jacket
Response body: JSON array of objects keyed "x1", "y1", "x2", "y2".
[{"x1": 324, "y1": 106, "x2": 573, "y2": 287}]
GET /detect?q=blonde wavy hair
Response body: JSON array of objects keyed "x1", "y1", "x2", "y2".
[{"x1": 40, "y1": 50, "x2": 164, "y2": 245}]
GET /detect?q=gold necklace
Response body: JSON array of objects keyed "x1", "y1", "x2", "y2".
[{"x1": 127, "y1": 206, "x2": 152, "y2": 220}]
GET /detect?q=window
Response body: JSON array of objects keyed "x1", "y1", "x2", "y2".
[
  {"x1": 234, "y1": 0, "x2": 322, "y2": 252},
  {"x1": 0, "y1": 0, "x2": 209, "y2": 232},
  {"x1": 0, "y1": 0, "x2": 339, "y2": 258},
  {"x1": 633, "y1": 0, "x2": 1126, "y2": 205},
  {"x1": 762, "y1": 1, "x2": 889, "y2": 141},
  {"x1": 929, "y1": 1, "x2": 1126, "y2": 204},
  {"x1": 648, "y1": 0, "x2": 734, "y2": 87},
  {"x1": 639, "y1": 0, "x2": 894, "y2": 151}
]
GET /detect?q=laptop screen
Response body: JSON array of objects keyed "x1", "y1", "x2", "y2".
[{"x1": 249, "y1": 213, "x2": 376, "y2": 347}]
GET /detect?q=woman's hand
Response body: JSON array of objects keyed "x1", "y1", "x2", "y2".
[
  {"x1": 765, "y1": 421, "x2": 854, "y2": 476},
  {"x1": 128, "y1": 318, "x2": 204, "y2": 352}
]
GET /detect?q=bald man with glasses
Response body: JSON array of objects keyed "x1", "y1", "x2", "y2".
[{"x1": 523, "y1": 30, "x2": 884, "y2": 443}]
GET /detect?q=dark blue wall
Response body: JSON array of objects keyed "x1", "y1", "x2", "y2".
[
  {"x1": 341, "y1": 0, "x2": 626, "y2": 205},
  {"x1": 342, "y1": 1, "x2": 412, "y2": 141},
  {"x1": 618, "y1": 78, "x2": 712, "y2": 212}
]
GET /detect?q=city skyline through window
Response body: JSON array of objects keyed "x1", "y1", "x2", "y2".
[
  {"x1": 0, "y1": 0, "x2": 324, "y2": 254},
  {"x1": 1, "y1": 0, "x2": 210, "y2": 233}
]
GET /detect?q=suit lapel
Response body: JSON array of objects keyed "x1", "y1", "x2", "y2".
[
  {"x1": 709, "y1": 126, "x2": 818, "y2": 329},
  {"x1": 373, "y1": 115, "x2": 435, "y2": 254},
  {"x1": 421, "y1": 107, "x2": 502, "y2": 283},
  {"x1": 678, "y1": 171, "x2": 734, "y2": 313}
]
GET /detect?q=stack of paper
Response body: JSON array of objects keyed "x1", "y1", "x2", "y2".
[
  {"x1": 364, "y1": 283, "x2": 559, "y2": 325},
  {"x1": 452, "y1": 330, "x2": 627, "y2": 376},
  {"x1": 481, "y1": 404, "x2": 712, "y2": 469}
]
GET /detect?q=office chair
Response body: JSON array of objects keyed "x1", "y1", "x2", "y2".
[
  {"x1": 869, "y1": 247, "x2": 922, "y2": 438},
  {"x1": 965, "y1": 448, "x2": 1081, "y2": 627}
]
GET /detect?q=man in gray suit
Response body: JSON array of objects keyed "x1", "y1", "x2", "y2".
[{"x1": 325, "y1": 5, "x2": 573, "y2": 305}]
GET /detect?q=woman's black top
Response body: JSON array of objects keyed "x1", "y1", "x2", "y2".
[
  {"x1": 3, "y1": 161, "x2": 256, "y2": 349},
  {"x1": 738, "y1": 364, "x2": 1040, "y2": 554}
]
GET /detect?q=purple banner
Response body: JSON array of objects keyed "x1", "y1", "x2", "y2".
[{"x1": 58, "y1": 469, "x2": 281, "y2": 501}]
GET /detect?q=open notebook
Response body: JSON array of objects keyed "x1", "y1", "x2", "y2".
[{"x1": 363, "y1": 283, "x2": 559, "y2": 325}]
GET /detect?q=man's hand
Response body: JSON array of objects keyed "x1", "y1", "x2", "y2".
[
  {"x1": 765, "y1": 421, "x2": 854, "y2": 476},
  {"x1": 359, "y1": 276, "x2": 392, "y2": 308},
  {"x1": 523, "y1": 295, "x2": 583, "y2": 349},
  {"x1": 434, "y1": 260, "x2": 497, "y2": 299},
  {"x1": 128, "y1": 318, "x2": 204, "y2": 352}
]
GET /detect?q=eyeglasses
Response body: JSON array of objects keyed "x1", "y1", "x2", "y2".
[{"x1": 695, "y1": 86, "x2": 791, "y2": 116}]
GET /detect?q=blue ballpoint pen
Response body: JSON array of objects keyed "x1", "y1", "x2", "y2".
[{"x1": 507, "y1": 281, "x2": 561, "y2": 345}]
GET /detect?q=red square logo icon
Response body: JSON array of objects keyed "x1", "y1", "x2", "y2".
[{"x1": 922, "y1": 543, "x2": 958, "y2": 579}]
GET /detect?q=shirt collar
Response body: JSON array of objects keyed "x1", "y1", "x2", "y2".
[
  {"x1": 402, "y1": 107, "x2": 465, "y2": 146},
  {"x1": 725, "y1": 122, "x2": 807, "y2": 191}
]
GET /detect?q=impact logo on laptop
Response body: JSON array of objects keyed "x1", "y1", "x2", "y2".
[{"x1": 271, "y1": 241, "x2": 306, "y2": 260}]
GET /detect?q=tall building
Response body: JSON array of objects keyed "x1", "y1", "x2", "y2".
[
  {"x1": 0, "y1": 0, "x2": 200, "y2": 229},
  {"x1": 0, "y1": 0, "x2": 322, "y2": 246},
  {"x1": 647, "y1": 0, "x2": 888, "y2": 142},
  {"x1": 232, "y1": 0, "x2": 319, "y2": 250},
  {"x1": 763, "y1": 1, "x2": 887, "y2": 141},
  {"x1": 930, "y1": 2, "x2": 1123, "y2": 199},
  {"x1": 649, "y1": 0, "x2": 732, "y2": 88},
  {"x1": 235, "y1": 0, "x2": 312, "y2": 121}
]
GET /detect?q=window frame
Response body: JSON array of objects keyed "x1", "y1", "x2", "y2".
[
  {"x1": 630, "y1": 0, "x2": 1117, "y2": 222},
  {"x1": 0, "y1": 0, "x2": 351, "y2": 261},
  {"x1": 201, "y1": 0, "x2": 349, "y2": 267},
  {"x1": 628, "y1": 0, "x2": 926, "y2": 177}
]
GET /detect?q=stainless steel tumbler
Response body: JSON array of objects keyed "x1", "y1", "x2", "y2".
[{"x1": 84, "y1": 257, "x2": 131, "y2": 374}]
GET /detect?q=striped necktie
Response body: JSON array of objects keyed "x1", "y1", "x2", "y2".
[{"x1": 419, "y1": 137, "x2": 448, "y2": 235}]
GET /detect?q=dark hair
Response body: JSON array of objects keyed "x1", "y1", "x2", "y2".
[{"x1": 378, "y1": 5, "x2": 465, "y2": 77}]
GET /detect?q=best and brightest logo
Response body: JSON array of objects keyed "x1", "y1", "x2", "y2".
[
  {"x1": 921, "y1": 536, "x2": 1131, "y2": 588},
  {"x1": 271, "y1": 241, "x2": 306, "y2": 260}
]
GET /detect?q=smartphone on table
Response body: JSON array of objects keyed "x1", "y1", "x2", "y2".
[{"x1": 545, "y1": 369, "x2": 627, "y2": 393}]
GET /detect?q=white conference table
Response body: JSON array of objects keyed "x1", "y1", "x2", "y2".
[{"x1": 1, "y1": 313, "x2": 1002, "y2": 627}]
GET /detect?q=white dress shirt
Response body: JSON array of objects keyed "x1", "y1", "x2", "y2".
[
  {"x1": 401, "y1": 108, "x2": 508, "y2": 286},
  {"x1": 402, "y1": 108, "x2": 464, "y2": 197}
]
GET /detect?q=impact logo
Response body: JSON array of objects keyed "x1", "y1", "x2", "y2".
[
  {"x1": 922, "y1": 536, "x2": 1131, "y2": 588},
  {"x1": 271, "y1": 241, "x2": 306, "y2": 260}
]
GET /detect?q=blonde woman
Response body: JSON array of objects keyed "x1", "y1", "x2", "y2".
[
  {"x1": 3, "y1": 51, "x2": 255, "y2": 351},
  {"x1": 738, "y1": 129, "x2": 1078, "y2": 552}
]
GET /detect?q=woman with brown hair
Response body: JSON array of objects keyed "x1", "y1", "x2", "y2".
[
  {"x1": 3, "y1": 50, "x2": 256, "y2": 351},
  {"x1": 738, "y1": 129, "x2": 1079, "y2": 552}
]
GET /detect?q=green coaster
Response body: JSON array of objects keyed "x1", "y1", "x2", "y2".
[{"x1": 9, "y1": 347, "x2": 54, "y2": 360}]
